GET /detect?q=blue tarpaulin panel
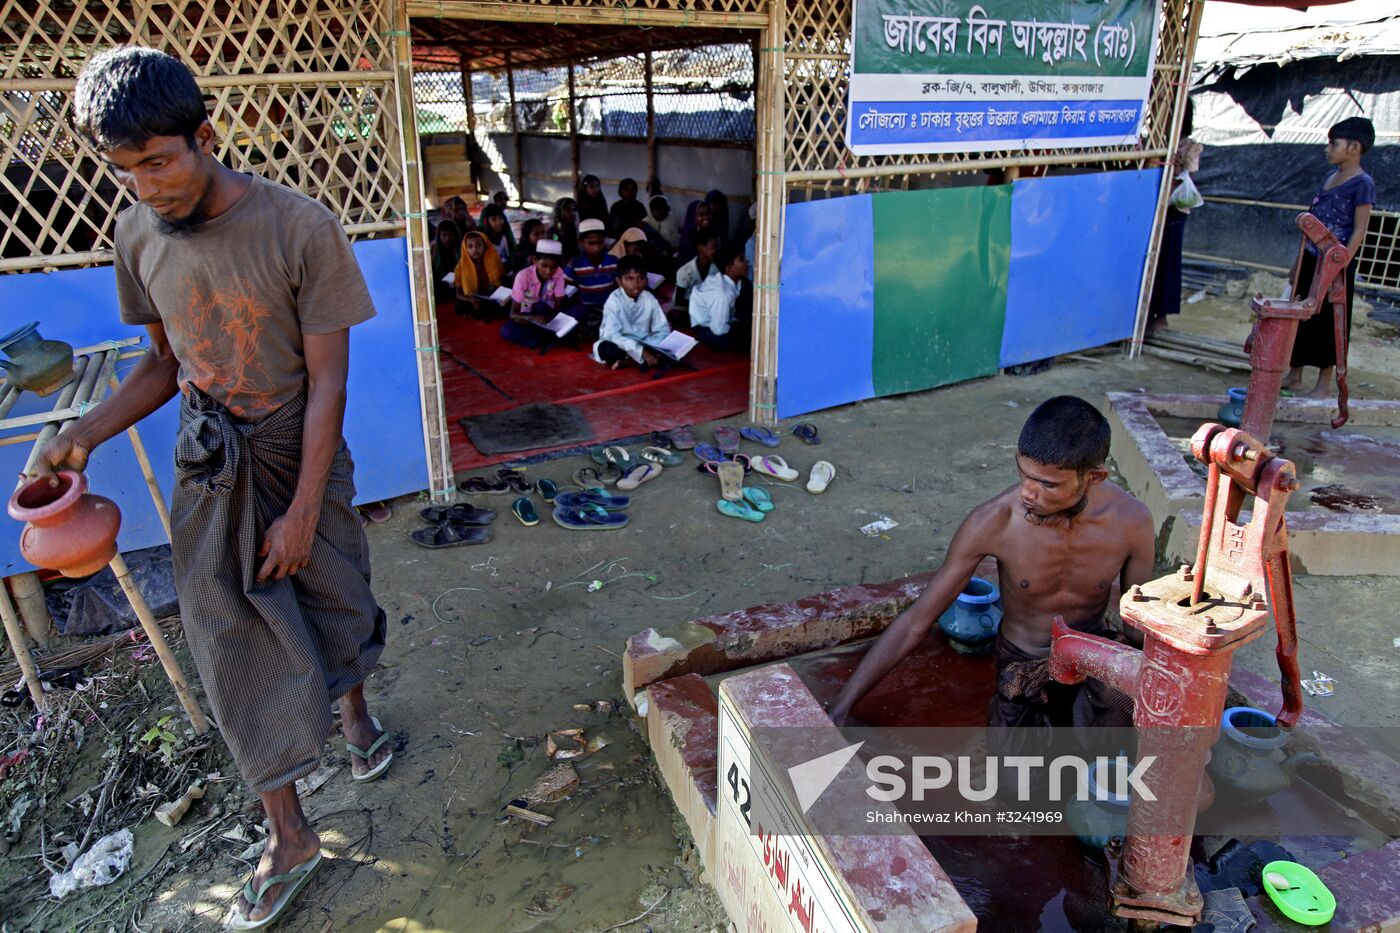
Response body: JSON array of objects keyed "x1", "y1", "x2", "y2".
[
  {"x1": 1, "y1": 236, "x2": 425, "y2": 575},
  {"x1": 1000, "y1": 168, "x2": 1161, "y2": 368},
  {"x1": 776, "y1": 195, "x2": 876, "y2": 419}
]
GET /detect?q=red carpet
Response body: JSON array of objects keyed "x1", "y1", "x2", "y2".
[{"x1": 437, "y1": 301, "x2": 749, "y2": 471}]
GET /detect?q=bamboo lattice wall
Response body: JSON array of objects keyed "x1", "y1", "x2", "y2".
[{"x1": 0, "y1": 0, "x2": 407, "y2": 274}]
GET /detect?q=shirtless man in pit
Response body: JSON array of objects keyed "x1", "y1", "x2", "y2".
[{"x1": 828, "y1": 396, "x2": 1157, "y2": 730}]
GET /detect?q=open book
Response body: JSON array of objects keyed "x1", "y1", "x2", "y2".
[
  {"x1": 650, "y1": 330, "x2": 698, "y2": 360},
  {"x1": 543, "y1": 313, "x2": 578, "y2": 338},
  {"x1": 490, "y1": 285, "x2": 512, "y2": 305},
  {"x1": 646, "y1": 272, "x2": 665, "y2": 291},
  {"x1": 442, "y1": 271, "x2": 455, "y2": 286}
]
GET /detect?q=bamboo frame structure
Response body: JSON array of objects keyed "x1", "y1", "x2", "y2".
[{"x1": 747, "y1": 0, "x2": 784, "y2": 424}]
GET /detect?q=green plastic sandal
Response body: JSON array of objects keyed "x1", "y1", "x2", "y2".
[{"x1": 717, "y1": 499, "x2": 764, "y2": 523}]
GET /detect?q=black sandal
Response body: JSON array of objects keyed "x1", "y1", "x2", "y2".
[
  {"x1": 410, "y1": 523, "x2": 493, "y2": 548},
  {"x1": 419, "y1": 504, "x2": 497, "y2": 525},
  {"x1": 792, "y1": 422, "x2": 821, "y2": 445}
]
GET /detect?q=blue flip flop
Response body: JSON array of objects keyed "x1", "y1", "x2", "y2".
[
  {"x1": 553, "y1": 502, "x2": 630, "y2": 530},
  {"x1": 791, "y1": 422, "x2": 821, "y2": 445},
  {"x1": 511, "y1": 497, "x2": 540, "y2": 526},
  {"x1": 742, "y1": 487, "x2": 774, "y2": 512},
  {"x1": 694, "y1": 443, "x2": 726, "y2": 463},
  {"x1": 716, "y1": 499, "x2": 765, "y2": 523},
  {"x1": 536, "y1": 479, "x2": 559, "y2": 503},
  {"x1": 740, "y1": 426, "x2": 780, "y2": 448},
  {"x1": 555, "y1": 489, "x2": 630, "y2": 511}
]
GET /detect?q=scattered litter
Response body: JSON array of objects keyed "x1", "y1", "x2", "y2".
[
  {"x1": 594, "y1": 700, "x2": 611, "y2": 715},
  {"x1": 587, "y1": 580, "x2": 604, "y2": 593},
  {"x1": 1003, "y1": 400, "x2": 1019, "y2": 407},
  {"x1": 295, "y1": 764, "x2": 340, "y2": 797},
  {"x1": 430, "y1": 586, "x2": 484, "y2": 625},
  {"x1": 1301, "y1": 670, "x2": 1336, "y2": 697},
  {"x1": 154, "y1": 783, "x2": 205, "y2": 827},
  {"x1": 505, "y1": 804, "x2": 554, "y2": 826},
  {"x1": 431, "y1": 636, "x2": 449, "y2": 646},
  {"x1": 49, "y1": 828, "x2": 133, "y2": 899},
  {"x1": 649, "y1": 591, "x2": 697, "y2": 601},
  {"x1": 860, "y1": 515, "x2": 899, "y2": 537},
  {"x1": 585, "y1": 735, "x2": 610, "y2": 755},
  {"x1": 634, "y1": 693, "x2": 649, "y2": 717},
  {"x1": 524, "y1": 763, "x2": 580, "y2": 806},
  {"x1": 547, "y1": 729, "x2": 586, "y2": 760},
  {"x1": 236, "y1": 839, "x2": 266, "y2": 862},
  {"x1": 743, "y1": 562, "x2": 794, "y2": 588},
  {"x1": 220, "y1": 824, "x2": 252, "y2": 844},
  {"x1": 1187, "y1": 288, "x2": 1208, "y2": 304},
  {"x1": 573, "y1": 703, "x2": 593, "y2": 712}
]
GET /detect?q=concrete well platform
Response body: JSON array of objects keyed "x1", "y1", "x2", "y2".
[
  {"x1": 628, "y1": 575, "x2": 1400, "y2": 931},
  {"x1": 1105, "y1": 392, "x2": 1400, "y2": 576}
]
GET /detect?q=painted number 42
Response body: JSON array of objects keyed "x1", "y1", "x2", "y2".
[{"x1": 727, "y1": 762, "x2": 752, "y2": 826}]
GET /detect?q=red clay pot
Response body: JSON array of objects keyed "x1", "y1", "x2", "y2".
[{"x1": 8, "y1": 470, "x2": 121, "y2": 578}]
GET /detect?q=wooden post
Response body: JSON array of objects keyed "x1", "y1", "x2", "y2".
[
  {"x1": 390, "y1": 0, "x2": 455, "y2": 503},
  {"x1": 109, "y1": 552, "x2": 210, "y2": 733},
  {"x1": 459, "y1": 53, "x2": 479, "y2": 195},
  {"x1": 9, "y1": 573, "x2": 53, "y2": 647},
  {"x1": 748, "y1": 0, "x2": 786, "y2": 426},
  {"x1": 506, "y1": 52, "x2": 523, "y2": 205},
  {"x1": 644, "y1": 35, "x2": 657, "y2": 191},
  {"x1": 567, "y1": 63, "x2": 581, "y2": 192},
  {"x1": 1128, "y1": 0, "x2": 1206, "y2": 357},
  {"x1": 0, "y1": 584, "x2": 45, "y2": 712}
]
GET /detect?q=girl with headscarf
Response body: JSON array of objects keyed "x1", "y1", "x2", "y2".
[
  {"x1": 608, "y1": 177, "x2": 648, "y2": 235},
  {"x1": 576, "y1": 174, "x2": 609, "y2": 224},
  {"x1": 431, "y1": 220, "x2": 462, "y2": 303},
  {"x1": 611, "y1": 227, "x2": 673, "y2": 283},
  {"x1": 478, "y1": 203, "x2": 516, "y2": 263},
  {"x1": 553, "y1": 197, "x2": 580, "y2": 260},
  {"x1": 678, "y1": 199, "x2": 716, "y2": 263},
  {"x1": 453, "y1": 230, "x2": 507, "y2": 320}
]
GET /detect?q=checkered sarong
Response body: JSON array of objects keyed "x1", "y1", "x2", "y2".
[
  {"x1": 988, "y1": 619, "x2": 1134, "y2": 730},
  {"x1": 172, "y1": 387, "x2": 385, "y2": 793}
]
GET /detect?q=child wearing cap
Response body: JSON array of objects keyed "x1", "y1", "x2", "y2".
[
  {"x1": 1284, "y1": 116, "x2": 1377, "y2": 400},
  {"x1": 503, "y1": 238, "x2": 569, "y2": 350},
  {"x1": 564, "y1": 218, "x2": 619, "y2": 339}
]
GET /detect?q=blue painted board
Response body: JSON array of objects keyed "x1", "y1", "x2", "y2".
[
  {"x1": 776, "y1": 195, "x2": 876, "y2": 419},
  {"x1": 1, "y1": 236, "x2": 426, "y2": 575},
  {"x1": 1000, "y1": 168, "x2": 1162, "y2": 368}
]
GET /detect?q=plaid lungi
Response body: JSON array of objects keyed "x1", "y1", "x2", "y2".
[
  {"x1": 172, "y1": 387, "x2": 386, "y2": 793},
  {"x1": 987, "y1": 618, "x2": 1135, "y2": 730}
]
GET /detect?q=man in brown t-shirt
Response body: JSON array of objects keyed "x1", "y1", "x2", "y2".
[{"x1": 32, "y1": 47, "x2": 389, "y2": 928}]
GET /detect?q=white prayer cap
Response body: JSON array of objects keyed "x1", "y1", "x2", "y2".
[
  {"x1": 579, "y1": 218, "x2": 606, "y2": 235},
  {"x1": 535, "y1": 238, "x2": 562, "y2": 256}
]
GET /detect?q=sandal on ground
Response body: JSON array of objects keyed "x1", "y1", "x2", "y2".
[
  {"x1": 792, "y1": 422, "x2": 821, "y2": 445},
  {"x1": 650, "y1": 431, "x2": 675, "y2": 449},
  {"x1": 601, "y1": 446, "x2": 633, "y2": 468},
  {"x1": 743, "y1": 487, "x2": 774, "y2": 512},
  {"x1": 670, "y1": 425, "x2": 697, "y2": 450},
  {"x1": 410, "y1": 523, "x2": 493, "y2": 548},
  {"x1": 555, "y1": 489, "x2": 630, "y2": 511},
  {"x1": 740, "y1": 426, "x2": 780, "y2": 448},
  {"x1": 553, "y1": 502, "x2": 630, "y2": 530},
  {"x1": 456, "y1": 476, "x2": 511, "y2": 495},
  {"x1": 693, "y1": 443, "x2": 726, "y2": 464},
  {"x1": 225, "y1": 851, "x2": 323, "y2": 931},
  {"x1": 807, "y1": 461, "x2": 836, "y2": 494},
  {"x1": 714, "y1": 426, "x2": 741, "y2": 454},
  {"x1": 752, "y1": 455, "x2": 799, "y2": 482},
  {"x1": 716, "y1": 499, "x2": 765, "y2": 523},
  {"x1": 732, "y1": 453, "x2": 753, "y2": 474},
  {"x1": 638, "y1": 446, "x2": 684, "y2": 467},
  {"x1": 496, "y1": 469, "x2": 531, "y2": 493},
  {"x1": 617, "y1": 462, "x2": 662, "y2": 491},
  {"x1": 347, "y1": 715, "x2": 394, "y2": 782},
  {"x1": 511, "y1": 497, "x2": 540, "y2": 526},
  {"x1": 536, "y1": 478, "x2": 559, "y2": 503},
  {"x1": 588, "y1": 445, "x2": 610, "y2": 465},
  {"x1": 419, "y1": 504, "x2": 496, "y2": 525},
  {"x1": 716, "y1": 461, "x2": 744, "y2": 501},
  {"x1": 360, "y1": 501, "x2": 393, "y2": 523}
]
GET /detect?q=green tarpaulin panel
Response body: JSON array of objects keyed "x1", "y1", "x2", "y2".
[{"x1": 871, "y1": 186, "x2": 1011, "y2": 398}]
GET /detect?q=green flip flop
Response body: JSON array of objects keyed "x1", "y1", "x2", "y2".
[
  {"x1": 225, "y1": 851, "x2": 323, "y2": 931},
  {"x1": 347, "y1": 716, "x2": 393, "y2": 782},
  {"x1": 511, "y1": 497, "x2": 540, "y2": 526},
  {"x1": 742, "y1": 487, "x2": 774, "y2": 512},
  {"x1": 536, "y1": 478, "x2": 559, "y2": 503},
  {"x1": 717, "y1": 498, "x2": 765, "y2": 523}
]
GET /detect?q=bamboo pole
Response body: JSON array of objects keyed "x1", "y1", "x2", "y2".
[
  {"x1": 748, "y1": 0, "x2": 786, "y2": 426},
  {"x1": 391, "y1": 0, "x2": 455, "y2": 504},
  {"x1": 1127, "y1": 0, "x2": 1206, "y2": 357},
  {"x1": 9, "y1": 573, "x2": 53, "y2": 648},
  {"x1": 506, "y1": 52, "x2": 523, "y2": 205},
  {"x1": 110, "y1": 376, "x2": 174, "y2": 540},
  {"x1": 568, "y1": 64, "x2": 580, "y2": 193},
  {"x1": 644, "y1": 36, "x2": 657, "y2": 191},
  {"x1": 108, "y1": 552, "x2": 210, "y2": 733},
  {"x1": 459, "y1": 54, "x2": 479, "y2": 195},
  {"x1": 0, "y1": 584, "x2": 44, "y2": 713},
  {"x1": 405, "y1": 1, "x2": 766, "y2": 28}
]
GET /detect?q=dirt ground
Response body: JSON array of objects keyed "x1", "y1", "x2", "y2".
[{"x1": 3, "y1": 281, "x2": 1398, "y2": 932}]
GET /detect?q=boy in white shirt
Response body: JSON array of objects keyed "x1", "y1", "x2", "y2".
[
  {"x1": 595, "y1": 256, "x2": 672, "y2": 370},
  {"x1": 689, "y1": 242, "x2": 750, "y2": 352}
]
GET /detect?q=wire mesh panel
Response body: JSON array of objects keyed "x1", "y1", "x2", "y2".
[{"x1": 0, "y1": 0, "x2": 403, "y2": 273}]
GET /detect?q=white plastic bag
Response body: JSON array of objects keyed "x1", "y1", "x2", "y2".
[
  {"x1": 49, "y1": 828, "x2": 133, "y2": 899},
  {"x1": 1169, "y1": 171, "x2": 1204, "y2": 212}
]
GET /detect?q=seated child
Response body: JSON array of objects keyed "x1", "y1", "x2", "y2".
[
  {"x1": 431, "y1": 220, "x2": 462, "y2": 303},
  {"x1": 453, "y1": 230, "x2": 506, "y2": 319},
  {"x1": 609, "y1": 227, "x2": 673, "y2": 283},
  {"x1": 511, "y1": 218, "x2": 548, "y2": 274},
  {"x1": 565, "y1": 218, "x2": 619, "y2": 336},
  {"x1": 594, "y1": 256, "x2": 673, "y2": 370},
  {"x1": 444, "y1": 195, "x2": 474, "y2": 233},
  {"x1": 479, "y1": 203, "x2": 516, "y2": 263},
  {"x1": 608, "y1": 177, "x2": 648, "y2": 236},
  {"x1": 675, "y1": 230, "x2": 721, "y2": 301},
  {"x1": 690, "y1": 242, "x2": 751, "y2": 352},
  {"x1": 644, "y1": 195, "x2": 680, "y2": 255},
  {"x1": 553, "y1": 197, "x2": 580, "y2": 260},
  {"x1": 502, "y1": 239, "x2": 569, "y2": 350}
]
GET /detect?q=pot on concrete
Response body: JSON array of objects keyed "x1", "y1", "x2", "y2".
[
  {"x1": 1208, "y1": 706, "x2": 1320, "y2": 799},
  {"x1": 1217, "y1": 387, "x2": 1248, "y2": 429},
  {"x1": 937, "y1": 577, "x2": 1003, "y2": 654},
  {"x1": 8, "y1": 470, "x2": 121, "y2": 577}
]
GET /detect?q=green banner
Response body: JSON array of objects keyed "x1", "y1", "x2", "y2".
[{"x1": 854, "y1": 0, "x2": 1156, "y2": 77}]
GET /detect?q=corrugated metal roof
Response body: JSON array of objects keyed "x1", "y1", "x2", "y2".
[{"x1": 1194, "y1": 13, "x2": 1399, "y2": 73}]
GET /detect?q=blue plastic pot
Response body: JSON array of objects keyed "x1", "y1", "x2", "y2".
[
  {"x1": 937, "y1": 578, "x2": 1003, "y2": 654},
  {"x1": 1217, "y1": 387, "x2": 1248, "y2": 428}
]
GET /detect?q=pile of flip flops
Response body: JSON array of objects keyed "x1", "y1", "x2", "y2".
[{"x1": 694, "y1": 421, "x2": 833, "y2": 523}]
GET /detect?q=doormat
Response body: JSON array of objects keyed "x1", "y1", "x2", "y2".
[{"x1": 460, "y1": 403, "x2": 595, "y2": 455}]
